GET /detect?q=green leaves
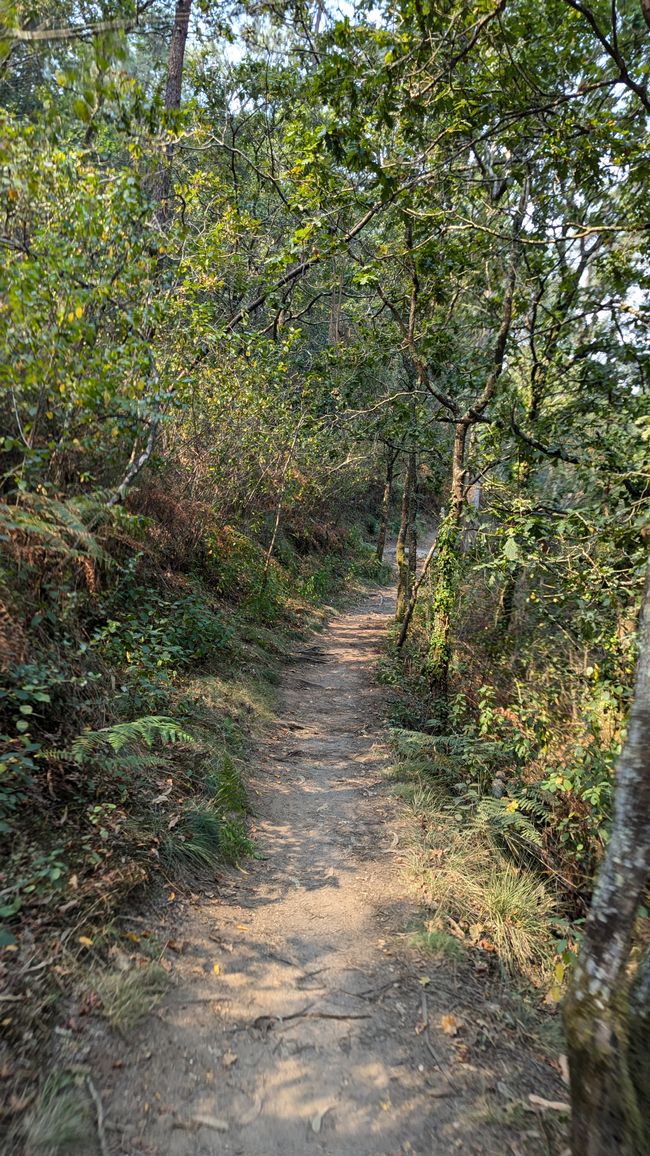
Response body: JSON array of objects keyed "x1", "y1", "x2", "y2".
[
  {"x1": 503, "y1": 537, "x2": 519, "y2": 563},
  {"x1": 68, "y1": 716, "x2": 195, "y2": 764}
]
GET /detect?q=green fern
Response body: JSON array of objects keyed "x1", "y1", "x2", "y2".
[
  {"x1": 210, "y1": 754, "x2": 248, "y2": 813},
  {"x1": 513, "y1": 791, "x2": 552, "y2": 825},
  {"x1": 0, "y1": 491, "x2": 110, "y2": 560},
  {"x1": 69, "y1": 716, "x2": 194, "y2": 763},
  {"x1": 474, "y1": 796, "x2": 545, "y2": 864}
]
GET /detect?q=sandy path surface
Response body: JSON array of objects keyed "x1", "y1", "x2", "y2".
[{"x1": 91, "y1": 573, "x2": 562, "y2": 1156}]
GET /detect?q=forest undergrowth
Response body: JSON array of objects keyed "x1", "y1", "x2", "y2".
[{"x1": 380, "y1": 534, "x2": 648, "y2": 1012}]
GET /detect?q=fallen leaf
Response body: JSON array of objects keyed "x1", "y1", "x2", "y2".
[
  {"x1": 212, "y1": 963, "x2": 221, "y2": 976},
  {"x1": 222, "y1": 1050, "x2": 238, "y2": 1068},
  {"x1": 167, "y1": 892, "x2": 176, "y2": 903},
  {"x1": 440, "y1": 1014, "x2": 463, "y2": 1037},
  {"x1": 559, "y1": 1054, "x2": 570, "y2": 1085},
  {"x1": 78, "y1": 936, "x2": 93, "y2": 948},
  {"x1": 310, "y1": 1111, "x2": 323, "y2": 1133},
  {"x1": 417, "y1": 976, "x2": 431, "y2": 986},
  {"x1": 124, "y1": 931, "x2": 140, "y2": 943},
  {"x1": 477, "y1": 938, "x2": 497, "y2": 953},
  {"x1": 152, "y1": 786, "x2": 172, "y2": 804}
]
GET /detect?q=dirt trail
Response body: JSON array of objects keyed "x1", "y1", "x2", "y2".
[{"x1": 92, "y1": 570, "x2": 563, "y2": 1156}]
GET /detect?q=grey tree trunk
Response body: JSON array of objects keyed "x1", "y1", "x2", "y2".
[
  {"x1": 407, "y1": 450, "x2": 418, "y2": 582},
  {"x1": 376, "y1": 450, "x2": 397, "y2": 562},
  {"x1": 157, "y1": 0, "x2": 192, "y2": 219},
  {"x1": 395, "y1": 457, "x2": 414, "y2": 622},
  {"x1": 564, "y1": 561, "x2": 650, "y2": 1155}
]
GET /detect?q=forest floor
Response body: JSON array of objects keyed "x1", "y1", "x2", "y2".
[{"x1": 80, "y1": 563, "x2": 568, "y2": 1156}]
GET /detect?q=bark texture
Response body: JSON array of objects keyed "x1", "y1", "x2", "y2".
[
  {"x1": 564, "y1": 562, "x2": 650, "y2": 1156},
  {"x1": 157, "y1": 0, "x2": 192, "y2": 217},
  {"x1": 407, "y1": 451, "x2": 418, "y2": 580},
  {"x1": 376, "y1": 450, "x2": 397, "y2": 562},
  {"x1": 395, "y1": 457, "x2": 414, "y2": 621}
]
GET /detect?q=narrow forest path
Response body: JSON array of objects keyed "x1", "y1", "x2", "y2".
[{"x1": 91, "y1": 564, "x2": 564, "y2": 1156}]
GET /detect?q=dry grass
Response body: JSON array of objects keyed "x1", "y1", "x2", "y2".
[
  {"x1": 23, "y1": 1075, "x2": 95, "y2": 1155},
  {"x1": 95, "y1": 961, "x2": 170, "y2": 1034},
  {"x1": 398, "y1": 771, "x2": 557, "y2": 982}
]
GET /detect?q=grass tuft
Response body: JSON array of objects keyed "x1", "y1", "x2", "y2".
[
  {"x1": 96, "y1": 961, "x2": 169, "y2": 1033},
  {"x1": 24, "y1": 1075, "x2": 94, "y2": 1154},
  {"x1": 396, "y1": 745, "x2": 557, "y2": 981},
  {"x1": 411, "y1": 927, "x2": 466, "y2": 961},
  {"x1": 159, "y1": 803, "x2": 222, "y2": 873}
]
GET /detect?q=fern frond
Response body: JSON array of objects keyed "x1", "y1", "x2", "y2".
[
  {"x1": 474, "y1": 796, "x2": 545, "y2": 867},
  {"x1": 69, "y1": 716, "x2": 195, "y2": 763},
  {"x1": 0, "y1": 492, "x2": 109, "y2": 560}
]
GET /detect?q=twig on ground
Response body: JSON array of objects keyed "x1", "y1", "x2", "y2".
[
  {"x1": 86, "y1": 1077, "x2": 110, "y2": 1156},
  {"x1": 422, "y1": 993, "x2": 458, "y2": 1092}
]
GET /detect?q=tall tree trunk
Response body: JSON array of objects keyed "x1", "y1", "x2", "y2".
[
  {"x1": 397, "y1": 535, "x2": 438, "y2": 649},
  {"x1": 408, "y1": 450, "x2": 418, "y2": 581},
  {"x1": 426, "y1": 425, "x2": 467, "y2": 699},
  {"x1": 376, "y1": 449, "x2": 397, "y2": 562},
  {"x1": 425, "y1": 168, "x2": 523, "y2": 687},
  {"x1": 395, "y1": 457, "x2": 414, "y2": 621},
  {"x1": 564, "y1": 561, "x2": 650, "y2": 1156},
  {"x1": 157, "y1": 0, "x2": 192, "y2": 220},
  {"x1": 494, "y1": 564, "x2": 520, "y2": 638},
  {"x1": 450, "y1": 421, "x2": 468, "y2": 522}
]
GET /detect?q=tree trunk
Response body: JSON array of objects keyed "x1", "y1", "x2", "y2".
[
  {"x1": 376, "y1": 450, "x2": 397, "y2": 562},
  {"x1": 109, "y1": 0, "x2": 192, "y2": 505},
  {"x1": 397, "y1": 535, "x2": 438, "y2": 650},
  {"x1": 408, "y1": 450, "x2": 418, "y2": 581},
  {"x1": 564, "y1": 561, "x2": 650, "y2": 1156},
  {"x1": 629, "y1": 944, "x2": 650, "y2": 1136},
  {"x1": 157, "y1": 0, "x2": 192, "y2": 219},
  {"x1": 395, "y1": 458, "x2": 414, "y2": 622},
  {"x1": 426, "y1": 425, "x2": 467, "y2": 700},
  {"x1": 494, "y1": 564, "x2": 520, "y2": 638}
]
